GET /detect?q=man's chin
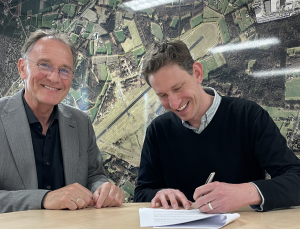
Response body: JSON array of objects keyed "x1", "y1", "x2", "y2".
[
  {"x1": 167, "y1": 109, "x2": 190, "y2": 121},
  {"x1": 42, "y1": 94, "x2": 66, "y2": 104},
  {"x1": 174, "y1": 113, "x2": 189, "y2": 122},
  {"x1": 38, "y1": 98, "x2": 62, "y2": 107}
]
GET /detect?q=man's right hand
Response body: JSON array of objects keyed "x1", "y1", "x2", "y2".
[
  {"x1": 151, "y1": 189, "x2": 192, "y2": 210},
  {"x1": 43, "y1": 183, "x2": 94, "y2": 210}
]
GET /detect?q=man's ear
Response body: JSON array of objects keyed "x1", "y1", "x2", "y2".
[
  {"x1": 193, "y1": 62, "x2": 203, "y2": 84},
  {"x1": 18, "y1": 58, "x2": 27, "y2": 80}
]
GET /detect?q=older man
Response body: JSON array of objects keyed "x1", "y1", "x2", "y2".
[
  {"x1": 0, "y1": 30, "x2": 123, "y2": 213},
  {"x1": 134, "y1": 40, "x2": 300, "y2": 213}
]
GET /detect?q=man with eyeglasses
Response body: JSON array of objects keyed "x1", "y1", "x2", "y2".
[{"x1": 0, "y1": 30, "x2": 124, "y2": 213}]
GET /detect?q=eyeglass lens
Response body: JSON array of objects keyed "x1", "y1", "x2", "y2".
[{"x1": 38, "y1": 64, "x2": 72, "y2": 79}]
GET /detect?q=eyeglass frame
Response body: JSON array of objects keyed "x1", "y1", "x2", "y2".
[{"x1": 24, "y1": 58, "x2": 74, "y2": 80}]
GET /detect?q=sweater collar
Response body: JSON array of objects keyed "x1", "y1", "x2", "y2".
[{"x1": 182, "y1": 87, "x2": 221, "y2": 134}]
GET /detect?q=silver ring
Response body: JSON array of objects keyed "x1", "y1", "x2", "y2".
[{"x1": 208, "y1": 202, "x2": 213, "y2": 211}]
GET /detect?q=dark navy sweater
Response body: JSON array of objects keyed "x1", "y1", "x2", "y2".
[{"x1": 134, "y1": 97, "x2": 300, "y2": 211}]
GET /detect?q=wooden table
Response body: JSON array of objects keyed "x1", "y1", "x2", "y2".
[{"x1": 0, "y1": 203, "x2": 299, "y2": 229}]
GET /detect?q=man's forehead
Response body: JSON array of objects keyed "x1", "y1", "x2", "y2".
[
  {"x1": 28, "y1": 37, "x2": 73, "y2": 66},
  {"x1": 29, "y1": 38, "x2": 70, "y2": 56},
  {"x1": 149, "y1": 65, "x2": 185, "y2": 80},
  {"x1": 150, "y1": 74, "x2": 184, "y2": 92},
  {"x1": 32, "y1": 37, "x2": 68, "y2": 50}
]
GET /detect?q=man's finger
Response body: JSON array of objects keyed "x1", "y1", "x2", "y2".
[
  {"x1": 175, "y1": 192, "x2": 191, "y2": 210},
  {"x1": 151, "y1": 189, "x2": 191, "y2": 209},
  {"x1": 64, "y1": 183, "x2": 93, "y2": 207},
  {"x1": 199, "y1": 201, "x2": 221, "y2": 213},
  {"x1": 63, "y1": 198, "x2": 78, "y2": 210},
  {"x1": 74, "y1": 197, "x2": 85, "y2": 209},
  {"x1": 95, "y1": 185, "x2": 110, "y2": 208},
  {"x1": 106, "y1": 190, "x2": 122, "y2": 207},
  {"x1": 193, "y1": 182, "x2": 218, "y2": 200},
  {"x1": 159, "y1": 194, "x2": 170, "y2": 209},
  {"x1": 194, "y1": 192, "x2": 216, "y2": 209},
  {"x1": 115, "y1": 190, "x2": 124, "y2": 207},
  {"x1": 72, "y1": 183, "x2": 93, "y2": 199},
  {"x1": 106, "y1": 189, "x2": 124, "y2": 207},
  {"x1": 92, "y1": 190, "x2": 100, "y2": 204},
  {"x1": 75, "y1": 192, "x2": 92, "y2": 208},
  {"x1": 168, "y1": 193, "x2": 179, "y2": 209},
  {"x1": 102, "y1": 187, "x2": 117, "y2": 207},
  {"x1": 151, "y1": 196, "x2": 162, "y2": 208}
]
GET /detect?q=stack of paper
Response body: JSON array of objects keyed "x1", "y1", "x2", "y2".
[{"x1": 139, "y1": 208, "x2": 240, "y2": 228}]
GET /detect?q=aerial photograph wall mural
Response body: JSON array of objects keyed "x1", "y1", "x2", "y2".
[{"x1": 0, "y1": 0, "x2": 300, "y2": 202}]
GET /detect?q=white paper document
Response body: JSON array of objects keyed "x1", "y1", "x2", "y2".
[{"x1": 139, "y1": 208, "x2": 240, "y2": 228}]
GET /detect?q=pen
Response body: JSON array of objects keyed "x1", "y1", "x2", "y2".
[
  {"x1": 200, "y1": 172, "x2": 215, "y2": 197},
  {"x1": 205, "y1": 172, "x2": 215, "y2": 184}
]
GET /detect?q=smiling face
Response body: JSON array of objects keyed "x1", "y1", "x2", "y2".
[
  {"x1": 18, "y1": 37, "x2": 74, "y2": 111},
  {"x1": 149, "y1": 63, "x2": 209, "y2": 129}
]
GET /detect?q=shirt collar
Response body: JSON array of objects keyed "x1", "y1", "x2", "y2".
[
  {"x1": 182, "y1": 87, "x2": 221, "y2": 134},
  {"x1": 22, "y1": 91, "x2": 59, "y2": 125}
]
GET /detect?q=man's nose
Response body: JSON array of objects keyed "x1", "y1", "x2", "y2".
[
  {"x1": 168, "y1": 94, "x2": 181, "y2": 110},
  {"x1": 47, "y1": 68, "x2": 60, "y2": 82}
]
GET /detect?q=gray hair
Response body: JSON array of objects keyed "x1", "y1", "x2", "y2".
[
  {"x1": 21, "y1": 29, "x2": 77, "y2": 68},
  {"x1": 141, "y1": 40, "x2": 195, "y2": 86}
]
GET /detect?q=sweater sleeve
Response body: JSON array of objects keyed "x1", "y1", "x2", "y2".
[
  {"x1": 133, "y1": 123, "x2": 165, "y2": 202},
  {"x1": 250, "y1": 108, "x2": 300, "y2": 211}
]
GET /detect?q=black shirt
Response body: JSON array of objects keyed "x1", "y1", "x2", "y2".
[{"x1": 22, "y1": 93, "x2": 65, "y2": 191}]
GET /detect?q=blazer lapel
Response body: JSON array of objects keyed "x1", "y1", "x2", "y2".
[
  {"x1": 58, "y1": 104, "x2": 79, "y2": 185},
  {"x1": 1, "y1": 90, "x2": 38, "y2": 189}
]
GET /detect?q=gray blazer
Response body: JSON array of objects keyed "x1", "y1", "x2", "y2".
[{"x1": 0, "y1": 90, "x2": 109, "y2": 213}]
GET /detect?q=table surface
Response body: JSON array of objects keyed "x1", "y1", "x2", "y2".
[{"x1": 0, "y1": 203, "x2": 299, "y2": 229}]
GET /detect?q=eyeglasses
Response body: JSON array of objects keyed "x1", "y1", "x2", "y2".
[{"x1": 25, "y1": 58, "x2": 74, "y2": 80}]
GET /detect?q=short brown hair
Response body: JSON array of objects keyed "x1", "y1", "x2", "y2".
[
  {"x1": 141, "y1": 40, "x2": 194, "y2": 86},
  {"x1": 21, "y1": 29, "x2": 77, "y2": 68}
]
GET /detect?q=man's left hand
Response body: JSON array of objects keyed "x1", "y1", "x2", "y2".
[
  {"x1": 193, "y1": 182, "x2": 262, "y2": 213},
  {"x1": 93, "y1": 182, "x2": 124, "y2": 208}
]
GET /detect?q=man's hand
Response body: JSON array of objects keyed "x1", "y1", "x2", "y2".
[
  {"x1": 193, "y1": 182, "x2": 262, "y2": 213},
  {"x1": 43, "y1": 183, "x2": 94, "y2": 210},
  {"x1": 93, "y1": 182, "x2": 124, "y2": 208},
  {"x1": 151, "y1": 189, "x2": 192, "y2": 210}
]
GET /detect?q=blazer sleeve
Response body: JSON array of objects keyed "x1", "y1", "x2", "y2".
[
  {"x1": 0, "y1": 99, "x2": 50, "y2": 213},
  {"x1": 84, "y1": 114, "x2": 109, "y2": 193},
  {"x1": 0, "y1": 190, "x2": 49, "y2": 213}
]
